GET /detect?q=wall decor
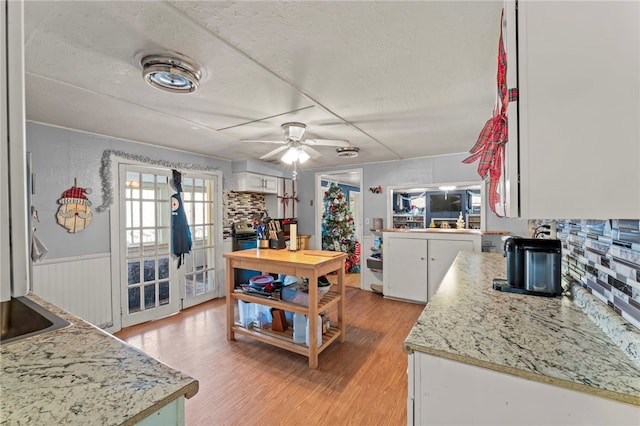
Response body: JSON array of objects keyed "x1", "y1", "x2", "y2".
[
  {"x1": 369, "y1": 185, "x2": 382, "y2": 194},
  {"x1": 56, "y1": 181, "x2": 93, "y2": 233},
  {"x1": 96, "y1": 149, "x2": 221, "y2": 212}
]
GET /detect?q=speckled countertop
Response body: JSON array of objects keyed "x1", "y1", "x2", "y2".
[
  {"x1": 404, "y1": 251, "x2": 640, "y2": 406},
  {"x1": 0, "y1": 294, "x2": 198, "y2": 425}
]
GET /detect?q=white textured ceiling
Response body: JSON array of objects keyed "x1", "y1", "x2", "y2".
[{"x1": 24, "y1": 1, "x2": 503, "y2": 168}]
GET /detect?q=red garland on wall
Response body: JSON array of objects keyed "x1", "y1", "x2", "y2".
[{"x1": 277, "y1": 178, "x2": 299, "y2": 218}]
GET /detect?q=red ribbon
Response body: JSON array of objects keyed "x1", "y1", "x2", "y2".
[{"x1": 463, "y1": 9, "x2": 509, "y2": 217}]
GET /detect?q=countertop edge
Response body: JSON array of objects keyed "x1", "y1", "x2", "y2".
[
  {"x1": 7, "y1": 293, "x2": 201, "y2": 425},
  {"x1": 121, "y1": 382, "x2": 200, "y2": 426},
  {"x1": 372, "y1": 228, "x2": 509, "y2": 235},
  {"x1": 403, "y1": 343, "x2": 640, "y2": 407}
]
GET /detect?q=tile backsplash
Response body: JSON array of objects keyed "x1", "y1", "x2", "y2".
[
  {"x1": 223, "y1": 191, "x2": 265, "y2": 238},
  {"x1": 530, "y1": 219, "x2": 640, "y2": 331}
]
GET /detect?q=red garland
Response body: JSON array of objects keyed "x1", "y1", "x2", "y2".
[{"x1": 277, "y1": 178, "x2": 300, "y2": 218}]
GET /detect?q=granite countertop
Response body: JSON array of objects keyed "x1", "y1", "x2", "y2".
[
  {"x1": 1, "y1": 294, "x2": 198, "y2": 425},
  {"x1": 404, "y1": 251, "x2": 640, "y2": 406},
  {"x1": 375, "y1": 228, "x2": 508, "y2": 235}
]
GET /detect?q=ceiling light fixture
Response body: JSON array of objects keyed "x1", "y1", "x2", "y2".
[
  {"x1": 336, "y1": 147, "x2": 360, "y2": 158},
  {"x1": 141, "y1": 54, "x2": 201, "y2": 94},
  {"x1": 438, "y1": 185, "x2": 457, "y2": 191},
  {"x1": 282, "y1": 146, "x2": 310, "y2": 164}
]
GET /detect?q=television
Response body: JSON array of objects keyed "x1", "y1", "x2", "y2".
[{"x1": 429, "y1": 194, "x2": 462, "y2": 213}]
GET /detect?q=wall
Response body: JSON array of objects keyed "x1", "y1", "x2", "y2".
[
  {"x1": 26, "y1": 122, "x2": 232, "y2": 259},
  {"x1": 532, "y1": 219, "x2": 640, "y2": 332},
  {"x1": 296, "y1": 153, "x2": 528, "y2": 239}
]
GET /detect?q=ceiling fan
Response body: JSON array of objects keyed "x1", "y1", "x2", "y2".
[{"x1": 240, "y1": 122, "x2": 354, "y2": 164}]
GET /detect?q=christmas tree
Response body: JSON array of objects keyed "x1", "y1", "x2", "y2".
[{"x1": 322, "y1": 183, "x2": 360, "y2": 273}]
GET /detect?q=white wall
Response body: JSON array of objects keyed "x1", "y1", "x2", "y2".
[
  {"x1": 296, "y1": 153, "x2": 528, "y2": 239},
  {"x1": 26, "y1": 122, "x2": 232, "y2": 259}
]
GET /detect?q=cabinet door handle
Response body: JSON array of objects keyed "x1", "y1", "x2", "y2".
[
  {"x1": 420, "y1": 257, "x2": 425, "y2": 260},
  {"x1": 431, "y1": 258, "x2": 436, "y2": 261}
]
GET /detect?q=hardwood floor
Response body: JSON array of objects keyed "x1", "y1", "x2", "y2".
[
  {"x1": 115, "y1": 288, "x2": 424, "y2": 425},
  {"x1": 341, "y1": 272, "x2": 361, "y2": 288}
]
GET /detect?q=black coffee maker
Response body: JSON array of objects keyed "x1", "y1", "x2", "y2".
[{"x1": 493, "y1": 237, "x2": 562, "y2": 297}]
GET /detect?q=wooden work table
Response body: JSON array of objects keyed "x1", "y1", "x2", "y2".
[{"x1": 224, "y1": 248, "x2": 347, "y2": 368}]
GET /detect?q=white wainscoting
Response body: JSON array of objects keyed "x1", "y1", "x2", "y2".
[{"x1": 31, "y1": 253, "x2": 113, "y2": 329}]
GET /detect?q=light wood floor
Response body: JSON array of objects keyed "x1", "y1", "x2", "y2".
[
  {"x1": 342, "y1": 272, "x2": 361, "y2": 288},
  {"x1": 115, "y1": 288, "x2": 424, "y2": 425}
]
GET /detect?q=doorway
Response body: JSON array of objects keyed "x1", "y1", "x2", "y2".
[
  {"x1": 120, "y1": 166, "x2": 178, "y2": 327},
  {"x1": 113, "y1": 163, "x2": 223, "y2": 329},
  {"x1": 315, "y1": 169, "x2": 363, "y2": 289}
]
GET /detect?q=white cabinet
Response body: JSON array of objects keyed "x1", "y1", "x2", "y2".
[
  {"x1": 233, "y1": 172, "x2": 278, "y2": 194},
  {"x1": 135, "y1": 396, "x2": 185, "y2": 425},
  {"x1": 384, "y1": 234, "x2": 428, "y2": 303},
  {"x1": 505, "y1": 0, "x2": 640, "y2": 219},
  {"x1": 409, "y1": 352, "x2": 640, "y2": 425},
  {"x1": 382, "y1": 232, "x2": 481, "y2": 303},
  {"x1": 427, "y1": 239, "x2": 474, "y2": 300}
]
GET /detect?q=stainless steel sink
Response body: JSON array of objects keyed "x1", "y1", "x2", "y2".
[{"x1": 1, "y1": 297, "x2": 70, "y2": 345}]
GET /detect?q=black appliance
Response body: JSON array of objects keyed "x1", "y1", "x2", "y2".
[
  {"x1": 493, "y1": 238, "x2": 562, "y2": 297},
  {"x1": 231, "y1": 221, "x2": 260, "y2": 285}
]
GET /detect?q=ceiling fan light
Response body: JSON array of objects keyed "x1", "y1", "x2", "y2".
[
  {"x1": 281, "y1": 147, "x2": 299, "y2": 164},
  {"x1": 298, "y1": 149, "x2": 310, "y2": 164}
]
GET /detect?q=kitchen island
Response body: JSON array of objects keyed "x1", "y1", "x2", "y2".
[
  {"x1": 404, "y1": 251, "x2": 640, "y2": 425},
  {"x1": 224, "y1": 248, "x2": 346, "y2": 369},
  {"x1": 1, "y1": 294, "x2": 198, "y2": 425}
]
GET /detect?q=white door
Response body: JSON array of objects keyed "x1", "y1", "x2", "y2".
[
  {"x1": 181, "y1": 173, "x2": 219, "y2": 308},
  {"x1": 121, "y1": 166, "x2": 179, "y2": 327},
  {"x1": 349, "y1": 190, "x2": 362, "y2": 245},
  {"x1": 427, "y1": 239, "x2": 474, "y2": 300}
]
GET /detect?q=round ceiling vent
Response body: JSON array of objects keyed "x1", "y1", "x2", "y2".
[
  {"x1": 141, "y1": 54, "x2": 201, "y2": 94},
  {"x1": 336, "y1": 147, "x2": 360, "y2": 158}
]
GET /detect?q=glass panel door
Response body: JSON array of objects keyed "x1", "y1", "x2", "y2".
[
  {"x1": 181, "y1": 173, "x2": 218, "y2": 308},
  {"x1": 120, "y1": 165, "x2": 179, "y2": 327}
]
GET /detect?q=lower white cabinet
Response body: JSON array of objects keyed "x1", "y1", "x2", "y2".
[
  {"x1": 408, "y1": 352, "x2": 639, "y2": 426},
  {"x1": 233, "y1": 172, "x2": 278, "y2": 194},
  {"x1": 382, "y1": 232, "x2": 480, "y2": 303},
  {"x1": 384, "y1": 235, "x2": 428, "y2": 302},
  {"x1": 135, "y1": 396, "x2": 185, "y2": 426},
  {"x1": 427, "y1": 239, "x2": 474, "y2": 300}
]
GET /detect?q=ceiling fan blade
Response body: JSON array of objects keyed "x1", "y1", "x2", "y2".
[
  {"x1": 304, "y1": 139, "x2": 351, "y2": 147},
  {"x1": 260, "y1": 145, "x2": 290, "y2": 160},
  {"x1": 238, "y1": 139, "x2": 286, "y2": 144},
  {"x1": 302, "y1": 145, "x2": 322, "y2": 160}
]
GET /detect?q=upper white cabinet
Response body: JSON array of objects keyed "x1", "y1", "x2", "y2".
[
  {"x1": 232, "y1": 172, "x2": 278, "y2": 194},
  {"x1": 506, "y1": 0, "x2": 640, "y2": 219}
]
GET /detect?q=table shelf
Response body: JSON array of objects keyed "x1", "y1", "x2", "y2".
[
  {"x1": 232, "y1": 322, "x2": 342, "y2": 357},
  {"x1": 231, "y1": 290, "x2": 341, "y2": 315}
]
